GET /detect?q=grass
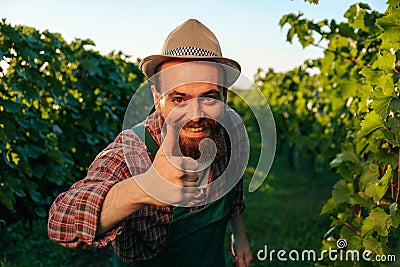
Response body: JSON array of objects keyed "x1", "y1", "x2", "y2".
[{"x1": 0, "y1": 150, "x2": 338, "y2": 266}]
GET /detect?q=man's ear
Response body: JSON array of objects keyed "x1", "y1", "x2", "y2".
[{"x1": 151, "y1": 85, "x2": 162, "y2": 114}]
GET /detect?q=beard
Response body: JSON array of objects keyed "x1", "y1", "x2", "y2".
[{"x1": 175, "y1": 118, "x2": 226, "y2": 164}]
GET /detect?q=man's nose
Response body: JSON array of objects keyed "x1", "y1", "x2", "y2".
[{"x1": 187, "y1": 99, "x2": 202, "y2": 122}]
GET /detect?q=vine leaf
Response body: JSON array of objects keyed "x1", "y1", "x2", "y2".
[
  {"x1": 357, "y1": 111, "x2": 383, "y2": 139},
  {"x1": 321, "y1": 197, "x2": 338, "y2": 215},
  {"x1": 352, "y1": 193, "x2": 374, "y2": 210},
  {"x1": 330, "y1": 149, "x2": 360, "y2": 167},
  {"x1": 332, "y1": 180, "x2": 351, "y2": 204},
  {"x1": 376, "y1": 6, "x2": 400, "y2": 49},
  {"x1": 389, "y1": 203, "x2": 398, "y2": 215},
  {"x1": 371, "y1": 92, "x2": 394, "y2": 118},
  {"x1": 373, "y1": 51, "x2": 396, "y2": 70},
  {"x1": 359, "y1": 66, "x2": 384, "y2": 85},
  {"x1": 361, "y1": 207, "x2": 390, "y2": 237},
  {"x1": 362, "y1": 235, "x2": 386, "y2": 256},
  {"x1": 359, "y1": 163, "x2": 379, "y2": 190},
  {"x1": 364, "y1": 165, "x2": 392, "y2": 202}
]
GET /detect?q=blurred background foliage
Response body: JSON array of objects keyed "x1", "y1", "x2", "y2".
[
  {"x1": 0, "y1": 21, "x2": 144, "y2": 266},
  {"x1": 1, "y1": 1, "x2": 400, "y2": 266}
]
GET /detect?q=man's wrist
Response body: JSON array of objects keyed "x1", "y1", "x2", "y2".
[{"x1": 125, "y1": 175, "x2": 151, "y2": 207}]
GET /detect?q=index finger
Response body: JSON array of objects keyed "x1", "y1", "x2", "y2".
[
  {"x1": 161, "y1": 124, "x2": 177, "y2": 156},
  {"x1": 161, "y1": 103, "x2": 189, "y2": 156}
]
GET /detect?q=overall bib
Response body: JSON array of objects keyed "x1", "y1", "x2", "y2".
[{"x1": 113, "y1": 124, "x2": 234, "y2": 267}]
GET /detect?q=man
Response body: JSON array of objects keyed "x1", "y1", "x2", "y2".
[{"x1": 48, "y1": 19, "x2": 252, "y2": 267}]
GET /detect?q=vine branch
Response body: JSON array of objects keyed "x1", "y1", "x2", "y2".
[{"x1": 344, "y1": 222, "x2": 361, "y2": 236}]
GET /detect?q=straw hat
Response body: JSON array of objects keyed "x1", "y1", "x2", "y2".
[{"x1": 139, "y1": 19, "x2": 241, "y2": 87}]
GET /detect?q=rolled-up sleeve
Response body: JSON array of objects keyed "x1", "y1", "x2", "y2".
[
  {"x1": 226, "y1": 108, "x2": 249, "y2": 219},
  {"x1": 230, "y1": 178, "x2": 246, "y2": 218},
  {"x1": 48, "y1": 131, "x2": 141, "y2": 248}
]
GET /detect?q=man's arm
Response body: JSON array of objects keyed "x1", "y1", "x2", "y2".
[
  {"x1": 47, "y1": 137, "x2": 138, "y2": 248},
  {"x1": 48, "y1": 128, "x2": 200, "y2": 247},
  {"x1": 97, "y1": 125, "x2": 201, "y2": 235},
  {"x1": 96, "y1": 177, "x2": 148, "y2": 235},
  {"x1": 48, "y1": 130, "x2": 152, "y2": 248},
  {"x1": 229, "y1": 213, "x2": 253, "y2": 267}
]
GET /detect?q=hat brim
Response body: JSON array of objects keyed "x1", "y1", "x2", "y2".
[{"x1": 139, "y1": 55, "x2": 241, "y2": 88}]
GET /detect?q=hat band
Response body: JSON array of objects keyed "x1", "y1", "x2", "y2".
[{"x1": 163, "y1": 46, "x2": 219, "y2": 57}]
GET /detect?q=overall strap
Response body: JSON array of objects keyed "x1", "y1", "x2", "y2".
[{"x1": 132, "y1": 123, "x2": 159, "y2": 158}]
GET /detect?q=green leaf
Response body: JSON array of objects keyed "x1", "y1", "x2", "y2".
[
  {"x1": 1, "y1": 24, "x2": 22, "y2": 42},
  {"x1": 339, "y1": 79, "x2": 359, "y2": 99},
  {"x1": 32, "y1": 164, "x2": 47, "y2": 179},
  {"x1": 52, "y1": 124, "x2": 63, "y2": 135},
  {"x1": 389, "y1": 203, "x2": 398, "y2": 215},
  {"x1": 352, "y1": 193, "x2": 374, "y2": 210},
  {"x1": 375, "y1": 165, "x2": 392, "y2": 200},
  {"x1": 361, "y1": 207, "x2": 390, "y2": 237},
  {"x1": 321, "y1": 197, "x2": 340, "y2": 215},
  {"x1": 371, "y1": 93, "x2": 394, "y2": 118},
  {"x1": 373, "y1": 129, "x2": 400, "y2": 147},
  {"x1": 9, "y1": 177, "x2": 25, "y2": 197},
  {"x1": 344, "y1": 4, "x2": 357, "y2": 20},
  {"x1": 337, "y1": 23, "x2": 357, "y2": 39},
  {"x1": 343, "y1": 3, "x2": 374, "y2": 34},
  {"x1": 359, "y1": 163, "x2": 380, "y2": 190},
  {"x1": 23, "y1": 144, "x2": 45, "y2": 159},
  {"x1": 365, "y1": 165, "x2": 392, "y2": 202},
  {"x1": 390, "y1": 214, "x2": 400, "y2": 228},
  {"x1": 363, "y1": 235, "x2": 386, "y2": 256},
  {"x1": 358, "y1": 111, "x2": 383, "y2": 139},
  {"x1": 24, "y1": 86, "x2": 41, "y2": 101},
  {"x1": 332, "y1": 180, "x2": 351, "y2": 204},
  {"x1": 330, "y1": 149, "x2": 360, "y2": 167},
  {"x1": 373, "y1": 52, "x2": 396, "y2": 70},
  {"x1": 0, "y1": 189, "x2": 15, "y2": 210},
  {"x1": 30, "y1": 191, "x2": 41, "y2": 203},
  {"x1": 80, "y1": 58, "x2": 101, "y2": 76},
  {"x1": 359, "y1": 66, "x2": 385, "y2": 85},
  {"x1": 1, "y1": 100, "x2": 22, "y2": 113},
  {"x1": 15, "y1": 117, "x2": 30, "y2": 128},
  {"x1": 387, "y1": 0, "x2": 400, "y2": 7},
  {"x1": 34, "y1": 207, "x2": 47, "y2": 218},
  {"x1": 377, "y1": 7, "x2": 400, "y2": 49},
  {"x1": 382, "y1": 76, "x2": 395, "y2": 96},
  {"x1": 390, "y1": 98, "x2": 400, "y2": 118}
]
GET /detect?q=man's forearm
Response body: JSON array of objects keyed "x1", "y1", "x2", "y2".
[
  {"x1": 97, "y1": 175, "x2": 150, "y2": 235},
  {"x1": 229, "y1": 213, "x2": 253, "y2": 266},
  {"x1": 229, "y1": 213, "x2": 247, "y2": 238}
]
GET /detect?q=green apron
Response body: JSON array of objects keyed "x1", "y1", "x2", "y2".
[{"x1": 113, "y1": 124, "x2": 234, "y2": 267}]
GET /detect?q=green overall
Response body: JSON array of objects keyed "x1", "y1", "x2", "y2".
[{"x1": 113, "y1": 124, "x2": 234, "y2": 267}]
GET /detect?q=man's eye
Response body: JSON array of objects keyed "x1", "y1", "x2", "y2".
[
  {"x1": 202, "y1": 96, "x2": 218, "y2": 104},
  {"x1": 171, "y1": 97, "x2": 184, "y2": 103}
]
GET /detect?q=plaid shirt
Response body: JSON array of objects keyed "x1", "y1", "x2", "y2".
[{"x1": 48, "y1": 109, "x2": 247, "y2": 263}]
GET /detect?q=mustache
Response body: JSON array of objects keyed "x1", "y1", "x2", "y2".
[{"x1": 177, "y1": 118, "x2": 218, "y2": 130}]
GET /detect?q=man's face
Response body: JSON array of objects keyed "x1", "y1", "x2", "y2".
[{"x1": 152, "y1": 60, "x2": 226, "y2": 160}]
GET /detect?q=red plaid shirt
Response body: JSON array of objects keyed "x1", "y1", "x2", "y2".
[{"x1": 48, "y1": 109, "x2": 246, "y2": 263}]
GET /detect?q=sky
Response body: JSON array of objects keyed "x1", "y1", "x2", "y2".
[{"x1": 1, "y1": 0, "x2": 388, "y2": 81}]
